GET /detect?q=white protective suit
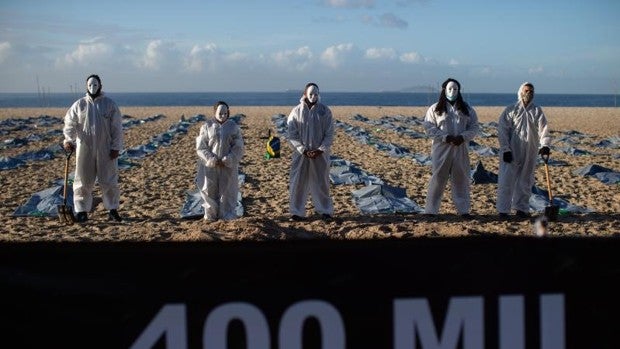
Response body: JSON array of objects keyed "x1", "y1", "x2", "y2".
[
  {"x1": 63, "y1": 93, "x2": 123, "y2": 213},
  {"x1": 196, "y1": 117, "x2": 244, "y2": 220},
  {"x1": 287, "y1": 97, "x2": 335, "y2": 217},
  {"x1": 496, "y1": 83, "x2": 551, "y2": 214},
  {"x1": 423, "y1": 102, "x2": 480, "y2": 214}
]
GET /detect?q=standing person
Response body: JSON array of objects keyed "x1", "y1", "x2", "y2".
[
  {"x1": 63, "y1": 74, "x2": 123, "y2": 223},
  {"x1": 496, "y1": 82, "x2": 551, "y2": 218},
  {"x1": 423, "y1": 78, "x2": 480, "y2": 217},
  {"x1": 196, "y1": 101, "x2": 244, "y2": 221},
  {"x1": 287, "y1": 82, "x2": 335, "y2": 221}
]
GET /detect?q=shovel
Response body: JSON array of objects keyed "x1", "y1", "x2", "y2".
[
  {"x1": 58, "y1": 146, "x2": 76, "y2": 224},
  {"x1": 541, "y1": 152, "x2": 559, "y2": 221}
]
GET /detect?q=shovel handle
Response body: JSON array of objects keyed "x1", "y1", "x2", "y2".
[
  {"x1": 541, "y1": 154, "x2": 554, "y2": 202},
  {"x1": 62, "y1": 144, "x2": 73, "y2": 205}
]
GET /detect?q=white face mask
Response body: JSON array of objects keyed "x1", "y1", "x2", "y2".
[
  {"x1": 520, "y1": 86, "x2": 534, "y2": 105},
  {"x1": 445, "y1": 81, "x2": 459, "y2": 102},
  {"x1": 305, "y1": 85, "x2": 319, "y2": 104},
  {"x1": 215, "y1": 104, "x2": 229, "y2": 123},
  {"x1": 86, "y1": 77, "x2": 100, "y2": 96}
]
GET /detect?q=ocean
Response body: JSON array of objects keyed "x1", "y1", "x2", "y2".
[{"x1": 0, "y1": 92, "x2": 617, "y2": 108}]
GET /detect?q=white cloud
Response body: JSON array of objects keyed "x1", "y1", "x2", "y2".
[
  {"x1": 0, "y1": 36, "x2": 456, "y2": 93},
  {"x1": 449, "y1": 59, "x2": 459, "y2": 66},
  {"x1": 139, "y1": 40, "x2": 180, "y2": 71},
  {"x1": 323, "y1": 0, "x2": 375, "y2": 8},
  {"x1": 57, "y1": 40, "x2": 113, "y2": 67},
  {"x1": 185, "y1": 44, "x2": 250, "y2": 73},
  {"x1": 185, "y1": 43, "x2": 219, "y2": 72},
  {"x1": 365, "y1": 47, "x2": 397, "y2": 60},
  {"x1": 271, "y1": 46, "x2": 314, "y2": 71},
  {"x1": 320, "y1": 43, "x2": 354, "y2": 68},
  {"x1": 0, "y1": 42, "x2": 12, "y2": 64},
  {"x1": 399, "y1": 51, "x2": 422, "y2": 63},
  {"x1": 528, "y1": 66, "x2": 544, "y2": 75}
]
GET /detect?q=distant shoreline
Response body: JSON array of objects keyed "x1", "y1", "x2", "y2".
[{"x1": 0, "y1": 92, "x2": 617, "y2": 108}]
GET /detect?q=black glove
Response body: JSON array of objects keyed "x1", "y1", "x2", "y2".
[
  {"x1": 110, "y1": 149, "x2": 120, "y2": 160},
  {"x1": 63, "y1": 142, "x2": 74, "y2": 152},
  {"x1": 503, "y1": 151, "x2": 513, "y2": 163},
  {"x1": 538, "y1": 146, "x2": 550, "y2": 156},
  {"x1": 445, "y1": 135, "x2": 455, "y2": 144},
  {"x1": 452, "y1": 135, "x2": 465, "y2": 146}
]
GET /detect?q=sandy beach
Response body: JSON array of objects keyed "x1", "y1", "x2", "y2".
[{"x1": 1, "y1": 105, "x2": 618, "y2": 241}]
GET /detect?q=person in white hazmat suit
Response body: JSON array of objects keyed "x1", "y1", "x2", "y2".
[
  {"x1": 63, "y1": 74, "x2": 123, "y2": 223},
  {"x1": 423, "y1": 78, "x2": 480, "y2": 217},
  {"x1": 196, "y1": 101, "x2": 244, "y2": 221},
  {"x1": 496, "y1": 82, "x2": 551, "y2": 218},
  {"x1": 287, "y1": 83, "x2": 335, "y2": 221}
]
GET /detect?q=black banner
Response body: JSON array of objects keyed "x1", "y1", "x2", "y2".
[{"x1": 1, "y1": 236, "x2": 618, "y2": 348}]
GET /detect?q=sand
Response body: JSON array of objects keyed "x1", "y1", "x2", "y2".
[{"x1": 0, "y1": 105, "x2": 618, "y2": 241}]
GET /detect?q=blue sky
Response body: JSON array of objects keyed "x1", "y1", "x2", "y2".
[{"x1": 1, "y1": 0, "x2": 618, "y2": 93}]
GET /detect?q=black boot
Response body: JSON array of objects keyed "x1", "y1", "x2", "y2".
[
  {"x1": 108, "y1": 209, "x2": 122, "y2": 222},
  {"x1": 76, "y1": 212, "x2": 88, "y2": 223},
  {"x1": 515, "y1": 210, "x2": 530, "y2": 218}
]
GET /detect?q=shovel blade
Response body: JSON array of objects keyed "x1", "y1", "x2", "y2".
[
  {"x1": 544, "y1": 205, "x2": 559, "y2": 222},
  {"x1": 58, "y1": 204, "x2": 76, "y2": 224}
]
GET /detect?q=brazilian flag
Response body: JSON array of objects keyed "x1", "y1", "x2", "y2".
[{"x1": 265, "y1": 130, "x2": 280, "y2": 159}]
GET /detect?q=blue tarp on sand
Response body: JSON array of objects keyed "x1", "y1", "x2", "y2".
[
  {"x1": 594, "y1": 136, "x2": 620, "y2": 148},
  {"x1": 0, "y1": 156, "x2": 27, "y2": 170},
  {"x1": 0, "y1": 144, "x2": 63, "y2": 170},
  {"x1": 470, "y1": 161, "x2": 498, "y2": 184},
  {"x1": 180, "y1": 174, "x2": 246, "y2": 219},
  {"x1": 351, "y1": 184, "x2": 424, "y2": 214},
  {"x1": 0, "y1": 115, "x2": 63, "y2": 136},
  {"x1": 555, "y1": 146, "x2": 591, "y2": 156},
  {"x1": 595, "y1": 172, "x2": 620, "y2": 185},
  {"x1": 329, "y1": 158, "x2": 383, "y2": 185},
  {"x1": 573, "y1": 164, "x2": 620, "y2": 185},
  {"x1": 573, "y1": 164, "x2": 614, "y2": 176},
  {"x1": 12, "y1": 185, "x2": 74, "y2": 217},
  {"x1": 529, "y1": 185, "x2": 594, "y2": 214}
]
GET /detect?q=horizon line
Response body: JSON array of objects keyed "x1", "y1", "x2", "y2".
[{"x1": 0, "y1": 91, "x2": 616, "y2": 95}]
